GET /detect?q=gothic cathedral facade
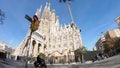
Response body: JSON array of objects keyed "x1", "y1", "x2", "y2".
[{"x1": 14, "y1": 2, "x2": 83, "y2": 63}]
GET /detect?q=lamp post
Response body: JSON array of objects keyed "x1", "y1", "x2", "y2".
[{"x1": 25, "y1": 14, "x2": 40, "y2": 68}]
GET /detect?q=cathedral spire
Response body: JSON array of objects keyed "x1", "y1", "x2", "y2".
[
  {"x1": 45, "y1": 2, "x2": 50, "y2": 10},
  {"x1": 35, "y1": 5, "x2": 42, "y2": 19},
  {"x1": 39, "y1": 5, "x2": 42, "y2": 13}
]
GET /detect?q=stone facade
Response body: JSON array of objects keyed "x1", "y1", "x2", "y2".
[
  {"x1": 0, "y1": 41, "x2": 14, "y2": 59},
  {"x1": 14, "y1": 2, "x2": 83, "y2": 63},
  {"x1": 93, "y1": 35, "x2": 105, "y2": 52},
  {"x1": 94, "y1": 28, "x2": 120, "y2": 52}
]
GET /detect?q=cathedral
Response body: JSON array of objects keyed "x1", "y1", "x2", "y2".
[{"x1": 14, "y1": 2, "x2": 83, "y2": 63}]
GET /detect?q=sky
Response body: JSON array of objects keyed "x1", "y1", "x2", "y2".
[{"x1": 0, "y1": 0, "x2": 120, "y2": 51}]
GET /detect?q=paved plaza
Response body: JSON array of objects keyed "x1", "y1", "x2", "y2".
[{"x1": 0, "y1": 54, "x2": 120, "y2": 68}]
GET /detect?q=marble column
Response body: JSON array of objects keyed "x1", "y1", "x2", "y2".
[
  {"x1": 28, "y1": 39, "x2": 33, "y2": 57},
  {"x1": 34, "y1": 41, "x2": 38, "y2": 57}
]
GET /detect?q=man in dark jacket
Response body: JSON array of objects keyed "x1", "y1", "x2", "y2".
[{"x1": 35, "y1": 55, "x2": 47, "y2": 68}]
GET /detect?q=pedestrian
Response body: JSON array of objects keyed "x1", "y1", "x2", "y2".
[{"x1": 34, "y1": 54, "x2": 47, "y2": 68}]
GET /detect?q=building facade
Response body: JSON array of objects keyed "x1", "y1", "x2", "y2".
[
  {"x1": 93, "y1": 35, "x2": 105, "y2": 52},
  {"x1": 0, "y1": 41, "x2": 14, "y2": 60},
  {"x1": 105, "y1": 29, "x2": 120, "y2": 39},
  {"x1": 93, "y1": 28, "x2": 120, "y2": 52},
  {"x1": 14, "y1": 2, "x2": 83, "y2": 63}
]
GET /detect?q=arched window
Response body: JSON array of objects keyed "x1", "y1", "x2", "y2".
[
  {"x1": 38, "y1": 43, "x2": 41, "y2": 53},
  {"x1": 32, "y1": 40, "x2": 36, "y2": 45},
  {"x1": 32, "y1": 40, "x2": 36, "y2": 54}
]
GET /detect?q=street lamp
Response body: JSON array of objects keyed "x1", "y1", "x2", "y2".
[{"x1": 25, "y1": 14, "x2": 40, "y2": 68}]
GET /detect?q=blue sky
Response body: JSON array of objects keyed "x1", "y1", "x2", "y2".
[{"x1": 0, "y1": 0, "x2": 120, "y2": 50}]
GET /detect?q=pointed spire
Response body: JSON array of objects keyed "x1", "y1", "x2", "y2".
[
  {"x1": 39, "y1": 5, "x2": 42, "y2": 13},
  {"x1": 47, "y1": 2, "x2": 50, "y2": 10},
  {"x1": 45, "y1": 2, "x2": 50, "y2": 10},
  {"x1": 35, "y1": 5, "x2": 42, "y2": 19},
  {"x1": 45, "y1": 2, "x2": 48, "y2": 9},
  {"x1": 35, "y1": 9, "x2": 39, "y2": 15}
]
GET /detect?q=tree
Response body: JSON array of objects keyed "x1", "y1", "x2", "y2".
[
  {"x1": 76, "y1": 46, "x2": 87, "y2": 63},
  {"x1": 103, "y1": 42, "x2": 112, "y2": 53},
  {"x1": 113, "y1": 38, "x2": 120, "y2": 52},
  {"x1": 38, "y1": 53, "x2": 45, "y2": 59},
  {"x1": 103, "y1": 38, "x2": 120, "y2": 53},
  {"x1": 104, "y1": 38, "x2": 116, "y2": 53},
  {"x1": 0, "y1": 9, "x2": 5, "y2": 24}
]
